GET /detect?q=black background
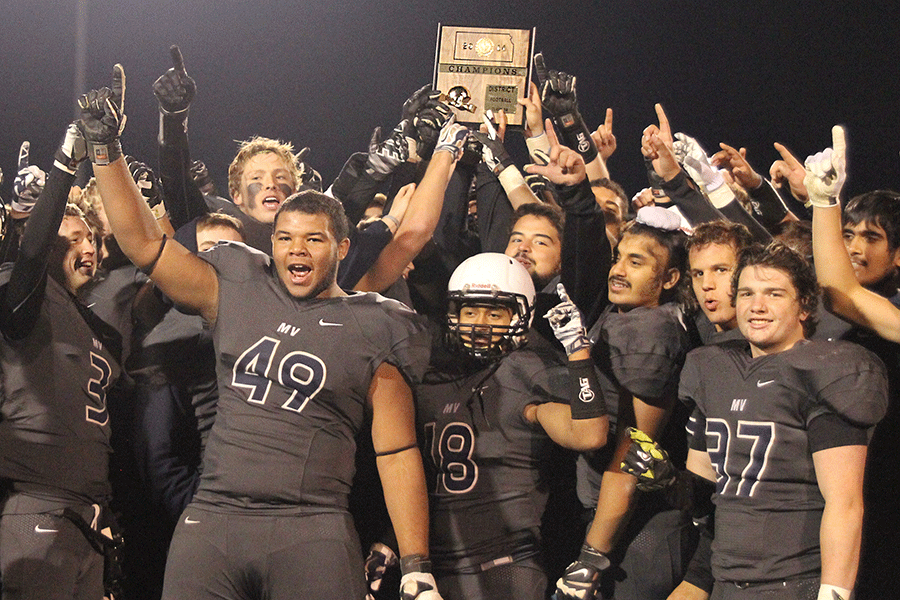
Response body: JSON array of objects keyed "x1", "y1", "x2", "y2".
[{"x1": 1, "y1": 1, "x2": 898, "y2": 202}]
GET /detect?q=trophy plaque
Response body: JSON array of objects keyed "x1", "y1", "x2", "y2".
[{"x1": 433, "y1": 24, "x2": 536, "y2": 127}]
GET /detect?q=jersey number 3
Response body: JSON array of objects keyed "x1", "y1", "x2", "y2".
[{"x1": 232, "y1": 336, "x2": 326, "y2": 413}]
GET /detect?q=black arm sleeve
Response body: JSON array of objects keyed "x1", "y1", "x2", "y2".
[
  {"x1": 336, "y1": 223, "x2": 394, "y2": 289},
  {"x1": 0, "y1": 166, "x2": 75, "y2": 340},
  {"x1": 557, "y1": 179, "x2": 610, "y2": 329},
  {"x1": 328, "y1": 152, "x2": 384, "y2": 226},
  {"x1": 746, "y1": 180, "x2": 793, "y2": 230},
  {"x1": 473, "y1": 163, "x2": 516, "y2": 254},
  {"x1": 158, "y1": 113, "x2": 209, "y2": 230}
]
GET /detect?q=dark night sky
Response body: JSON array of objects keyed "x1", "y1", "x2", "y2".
[{"x1": 1, "y1": 1, "x2": 898, "y2": 203}]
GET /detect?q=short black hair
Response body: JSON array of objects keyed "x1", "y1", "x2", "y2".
[
  {"x1": 621, "y1": 219, "x2": 690, "y2": 306},
  {"x1": 274, "y1": 190, "x2": 350, "y2": 242},
  {"x1": 843, "y1": 189, "x2": 900, "y2": 251},
  {"x1": 509, "y1": 202, "x2": 565, "y2": 240}
]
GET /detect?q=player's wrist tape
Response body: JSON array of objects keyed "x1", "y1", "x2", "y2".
[
  {"x1": 577, "y1": 543, "x2": 611, "y2": 571},
  {"x1": 10, "y1": 200, "x2": 35, "y2": 214},
  {"x1": 497, "y1": 165, "x2": 528, "y2": 194},
  {"x1": 382, "y1": 214, "x2": 401, "y2": 230},
  {"x1": 817, "y1": 584, "x2": 851, "y2": 600},
  {"x1": 567, "y1": 358, "x2": 606, "y2": 420},
  {"x1": 400, "y1": 554, "x2": 432, "y2": 575},
  {"x1": 805, "y1": 193, "x2": 840, "y2": 209},
  {"x1": 525, "y1": 132, "x2": 550, "y2": 161},
  {"x1": 555, "y1": 112, "x2": 598, "y2": 164},
  {"x1": 86, "y1": 140, "x2": 123, "y2": 165}
]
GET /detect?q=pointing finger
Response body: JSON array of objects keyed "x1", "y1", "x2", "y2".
[
  {"x1": 18, "y1": 141, "x2": 30, "y2": 170},
  {"x1": 170, "y1": 45, "x2": 185, "y2": 72}
]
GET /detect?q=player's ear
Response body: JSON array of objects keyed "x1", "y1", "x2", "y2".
[
  {"x1": 338, "y1": 237, "x2": 350, "y2": 261},
  {"x1": 661, "y1": 266, "x2": 681, "y2": 290}
]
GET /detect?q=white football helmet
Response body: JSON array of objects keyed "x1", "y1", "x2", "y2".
[{"x1": 446, "y1": 253, "x2": 535, "y2": 360}]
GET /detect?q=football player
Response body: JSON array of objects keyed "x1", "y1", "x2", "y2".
[
  {"x1": 410, "y1": 253, "x2": 608, "y2": 600},
  {"x1": 674, "y1": 242, "x2": 886, "y2": 600},
  {"x1": 0, "y1": 124, "x2": 122, "y2": 599},
  {"x1": 82, "y1": 64, "x2": 442, "y2": 600},
  {"x1": 557, "y1": 206, "x2": 698, "y2": 600}
]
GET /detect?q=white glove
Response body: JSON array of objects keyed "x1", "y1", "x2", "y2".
[
  {"x1": 544, "y1": 283, "x2": 589, "y2": 355},
  {"x1": 12, "y1": 141, "x2": 46, "y2": 213},
  {"x1": 400, "y1": 571, "x2": 443, "y2": 600},
  {"x1": 803, "y1": 125, "x2": 847, "y2": 208}
]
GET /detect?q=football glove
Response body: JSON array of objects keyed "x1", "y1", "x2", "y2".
[
  {"x1": 365, "y1": 542, "x2": 398, "y2": 598},
  {"x1": 12, "y1": 141, "x2": 45, "y2": 212},
  {"x1": 77, "y1": 64, "x2": 127, "y2": 164},
  {"x1": 804, "y1": 125, "x2": 847, "y2": 208},
  {"x1": 544, "y1": 283, "x2": 590, "y2": 355},
  {"x1": 152, "y1": 45, "x2": 196, "y2": 116},
  {"x1": 555, "y1": 543, "x2": 610, "y2": 600},
  {"x1": 620, "y1": 427, "x2": 677, "y2": 491}
]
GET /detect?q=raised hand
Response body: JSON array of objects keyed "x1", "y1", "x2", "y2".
[
  {"x1": 770, "y1": 141, "x2": 809, "y2": 203},
  {"x1": 533, "y1": 53, "x2": 597, "y2": 163},
  {"x1": 153, "y1": 45, "x2": 196, "y2": 115},
  {"x1": 591, "y1": 108, "x2": 616, "y2": 162},
  {"x1": 641, "y1": 106, "x2": 681, "y2": 183},
  {"x1": 803, "y1": 125, "x2": 847, "y2": 208},
  {"x1": 367, "y1": 121, "x2": 411, "y2": 179},
  {"x1": 12, "y1": 141, "x2": 46, "y2": 212},
  {"x1": 433, "y1": 115, "x2": 469, "y2": 161},
  {"x1": 77, "y1": 64, "x2": 127, "y2": 164},
  {"x1": 543, "y1": 283, "x2": 589, "y2": 355},
  {"x1": 524, "y1": 119, "x2": 586, "y2": 186},
  {"x1": 712, "y1": 143, "x2": 763, "y2": 190}
]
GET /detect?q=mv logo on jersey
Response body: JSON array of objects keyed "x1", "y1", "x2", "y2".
[{"x1": 731, "y1": 398, "x2": 747, "y2": 412}]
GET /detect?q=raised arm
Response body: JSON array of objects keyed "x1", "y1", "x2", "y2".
[
  {"x1": 807, "y1": 126, "x2": 900, "y2": 341},
  {"x1": 81, "y1": 64, "x2": 219, "y2": 323}
]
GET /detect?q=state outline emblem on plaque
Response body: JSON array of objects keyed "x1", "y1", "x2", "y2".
[{"x1": 433, "y1": 24, "x2": 536, "y2": 128}]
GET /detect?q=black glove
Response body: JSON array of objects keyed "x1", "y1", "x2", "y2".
[
  {"x1": 413, "y1": 100, "x2": 453, "y2": 160},
  {"x1": 555, "y1": 543, "x2": 610, "y2": 600},
  {"x1": 153, "y1": 45, "x2": 196, "y2": 116},
  {"x1": 77, "y1": 64, "x2": 127, "y2": 164},
  {"x1": 471, "y1": 131, "x2": 514, "y2": 174},
  {"x1": 620, "y1": 427, "x2": 677, "y2": 491},
  {"x1": 533, "y1": 53, "x2": 598, "y2": 164},
  {"x1": 12, "y1": 141, "x2": 45, "y2": 212},
  {"x1": 126, "y1": 156, "x2": 164, "y2": 213},
  {"x1": 402, "y1": 84, "x2": 437, "y2": 124},
  {"x1": 366, "y1": 121, "x2": 411, "y2": 179},
  {"x1": 525, "y1": 172, "x2": 551, "y2": 197},
  {"x1": 190, "y1": 159, "x2": 216, "y2": 195}
]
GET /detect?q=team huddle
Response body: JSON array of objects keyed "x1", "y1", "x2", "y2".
[{"x1": 0, "y1": 44, "x2": 895, "y2": 600}]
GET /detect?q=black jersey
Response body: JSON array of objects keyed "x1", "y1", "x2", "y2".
[
  {"x1": 416, "y1": 345, "x2": 572, "y2": 573},
  {"x1": 191, "y1": 242, "x2": 430, "y2": 513},
  {"x1": 0, "y1": 271, "x2": 121, "y2": 504},
  {"x1": 680, "y1": 339, "x2": 887, "y2": 584},
  {"x1": 578, "y1": 303, "x2": 694, "y2": 507}
]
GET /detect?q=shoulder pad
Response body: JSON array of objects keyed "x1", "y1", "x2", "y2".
[
  {"x1": 600, "y1": 304, "x2": 694, "y2": 399},
  {"x1": 198, "y1": 241, "x2": 271, "y2": 282},
  {"x1": 785, "y1": 340, "x2": 888, "y2": 427}
]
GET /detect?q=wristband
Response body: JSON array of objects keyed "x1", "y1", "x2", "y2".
[
  {"x1": 556, "y1": 112, "x2": 598, "y2": 164},
  {"x1": 141, "y1": 235, "x2": 168, "y2": 277},
  {"x1": 382, "y1": 214, "x2": 401, "y2": 230},
  {"x1": 497, "y1": 165, "x2": 528, "y2": 194},
  {"x1": 817, "y1": 584, "x2": 851, "y2": 600},
  {"x1": 577, "y1": 543, "x2": 611, "y2": 571},
  {"x1": 567, "y1": 358, "x2": 606, "y2": 420},
  {"x1": 86, "y1": 140, "x2": 123, "y2": 166},
  {"x1": 525, "y1": 133, "x2": 551, "y2": 164},
  {"x1": 400, "y1": 554, "x2": 431, "y2": 575}
]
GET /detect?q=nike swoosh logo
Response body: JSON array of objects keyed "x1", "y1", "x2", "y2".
[
  {"x1": 318, "y1": 319, "x2": 343, "y2": 327},
  {"x1": 184, "y1": 516, "x2": 200, "y2": 524},
  {"x1": 757, "y1": 380, "x2": 775, "y2": 387},
  {"x1": 34, "y1": 525, "x2": 59, "y2": 533}
]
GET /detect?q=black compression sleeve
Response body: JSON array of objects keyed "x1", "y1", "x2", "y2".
[{"x1": 1, "y1": 166, "x2": 75, "y2": 339}]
